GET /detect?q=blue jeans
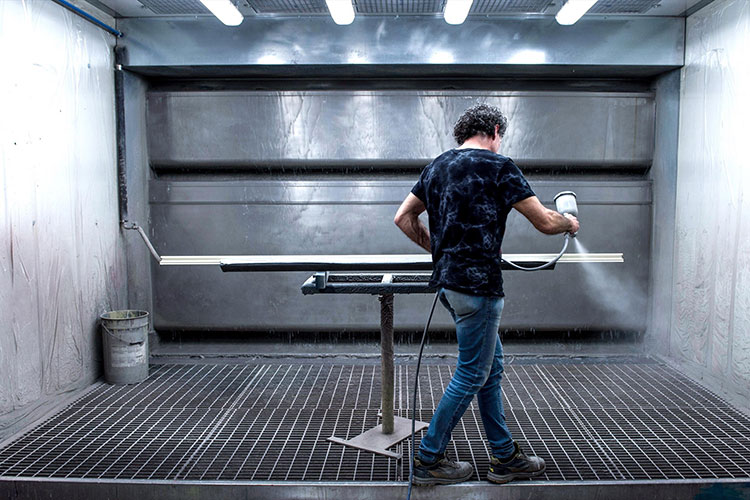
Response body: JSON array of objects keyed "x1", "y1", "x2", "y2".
[{"x1": 418, "y1": 288, "x2": 515, "y2": 462}]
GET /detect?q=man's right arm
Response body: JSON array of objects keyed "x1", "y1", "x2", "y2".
[{"x1": 513, "y1": 196, "x2": 579, "y2": 235}]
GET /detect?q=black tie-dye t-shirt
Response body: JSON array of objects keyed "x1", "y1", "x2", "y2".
[{"x1": 411, "y1": 148, "x2": 535, "y2": 297}]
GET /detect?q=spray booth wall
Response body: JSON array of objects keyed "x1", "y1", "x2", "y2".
[
  {"x1": 665, "y1": 0, "x2": 750, "y2": 407},
  {"x1": 0, "y1": 1, "x2": 126, "y2": 438},
  {"x1": 113, "y1": 12, "x2": 683, "y2": 337},
  {"x1": 147, "y1": 91, "x2": 652, "y2": 333}
]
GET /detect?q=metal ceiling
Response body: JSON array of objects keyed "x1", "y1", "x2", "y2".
[
  {"x1": 589, "y1": 0, "x2": 663, "y2": 14},
  {"x1": 135, "y1": 0, "x2": 565, "y2": 15},
  {"x1": 135, "y1": 0, "x2": 208, "y2": 15},
  {"x1": 245, "y1": 0, "x2": 327, "y2": 14},
  {"x1": 92, "y1": 0, "x2": 710, "y2": 18},
  {"x1": 355, "y1": 0, "x2": 445, "y2": 14},
  {"x1": 470, "y1": 0, "x2": 556, "y2": 13}
]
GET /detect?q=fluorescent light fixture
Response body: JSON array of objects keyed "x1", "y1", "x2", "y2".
[
  {"x1": 199, "y1": 0, "x2": 243, "y2": 26},
  {"x1": 508, "y1": 49, "x2": 547, "y2": 64},
  {"x1": 555, "y1": 0, "x2": 598, "y2": 25},
  {"x1": 444, "y1": 0, "x2": 473, "y2": 25},
  {"x1": 325, "y1": 0, "x2": 355, "y2": 25},
  {"x1": 429, "y1": 50, "x2": 455, "y2": 64},
  {"x1": 258, "y1": 55, "x2": 284, "y2": 64},
  {"x1": 347, "y1": 52, "x2": 369, "y2": 64}
]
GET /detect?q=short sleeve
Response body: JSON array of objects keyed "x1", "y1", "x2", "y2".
[
  {"x1": 498, "y1": 159, "x2": 535, "y2": 207},
  {"x1": 411, "y1": 165, "x2": 429, "y2": 203}
]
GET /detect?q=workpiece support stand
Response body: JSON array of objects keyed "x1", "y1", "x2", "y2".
[
  {"x1": 380, "y1": 293, "x2": 395, "y2": 434},
  {"x1": 327, "y1": 293, "x2": 428, "y2": 459}
]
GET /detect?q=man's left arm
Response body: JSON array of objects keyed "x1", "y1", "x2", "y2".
[{"x1": 394, "y1": 193, "x2": 430, "y2": 252}]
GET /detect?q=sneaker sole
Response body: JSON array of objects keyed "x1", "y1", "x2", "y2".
[
  {"x1": 412, "y1": 470, "x2": 473, "y2": 486},
  {"x1": 487, "y1": 464, "x2": 546, "y2": 484}
]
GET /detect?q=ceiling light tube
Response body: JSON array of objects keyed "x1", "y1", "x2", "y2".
[
  {"x1": 325, "y1": 0, "x2": 355, "y2": 25},
  {"x1": 199, "y1": 0, "x2": 243, "y2": 26},
  {"x1": 444, "y1": 0, "x2": 473, "y2": 25},
  {"x1": 555, "y1": 0, "x2": 598, "y2": 25}
]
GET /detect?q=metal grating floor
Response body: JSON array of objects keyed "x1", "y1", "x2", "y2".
[{"x1": 1, "y1": 360, "x2": 750, "y2": 483}]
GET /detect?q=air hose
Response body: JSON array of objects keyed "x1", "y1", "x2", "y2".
[
  {"x1": 502, "y1": 233, "x2": 571, "y2": 272},
  {"x1": 406, "y1": 229, "x2": 573, "y2": 499},
  {"x1": 407, "y1": 291, "x2": 440, "y2": 500}
]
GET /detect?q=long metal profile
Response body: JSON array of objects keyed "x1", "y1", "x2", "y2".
[{"x1": 152, "y1": 253, "x2": 623, "y2": 269}]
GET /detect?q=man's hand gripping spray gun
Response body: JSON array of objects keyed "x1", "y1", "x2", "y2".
[{"x1": 501, "y1": 191, "x2": 578, "y2": 272}]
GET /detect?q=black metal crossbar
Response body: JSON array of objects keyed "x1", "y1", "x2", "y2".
[
  {"x1": 301, "y1": 273, "x2": 433, "y2": 295},
  {"x1": 221, "y1": 258, "x2": 552, "y2": 273}
]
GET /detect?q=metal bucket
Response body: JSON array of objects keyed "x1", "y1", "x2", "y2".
[{"x1": 100, "y1": 310, "x2": 149, "y2": 385}]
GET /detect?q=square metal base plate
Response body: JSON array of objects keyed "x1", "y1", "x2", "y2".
[{"x1": 327, "y1": 416, "x2": 429, "y2": 459}]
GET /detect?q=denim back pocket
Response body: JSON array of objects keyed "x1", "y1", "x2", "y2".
[{"x1": 442, "y1": 289, "x2": 484, "y2": 317}]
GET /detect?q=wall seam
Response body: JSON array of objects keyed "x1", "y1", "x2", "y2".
[{"x1": 668, "y1": 66, "x2": 687, "y2": 361}]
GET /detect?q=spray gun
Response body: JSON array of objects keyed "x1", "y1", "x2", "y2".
[
  {"x1": 500, "y1": 191, "x2": 578, "y2": 272},
  {"x1": 554, "y1": 190, "x2": 578, "y2": 238}
]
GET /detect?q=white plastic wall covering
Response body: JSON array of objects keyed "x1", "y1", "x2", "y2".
[
  {"x1": 672, "y1": 0, "x2": 750, "y2": 403},
  {"x1": 733, "y1": 188, "x2": 750, "y2": 388},
  {"x1": 0, "y1": 0, "x2": 125, "y2": 436}
]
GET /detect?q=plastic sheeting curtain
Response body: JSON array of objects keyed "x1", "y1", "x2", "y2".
[
  {"x1": 672, "y1": 0, "x2": 750, "y2": 403},
  {"x1": 0, "y1": 0, "x2": 126, "y2": 436}
]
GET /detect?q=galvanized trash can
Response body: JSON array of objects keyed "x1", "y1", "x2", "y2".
[{"x1": 100, "y1": 310, "x2": 149, "y2": 385}]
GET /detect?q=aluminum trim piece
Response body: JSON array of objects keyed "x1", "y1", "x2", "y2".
[{"x1": 154, "y1": 253, "x2": 625, "y2": 268}]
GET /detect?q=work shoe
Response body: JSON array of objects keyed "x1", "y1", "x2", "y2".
[
  {"x1": 412, "y1": 451, "x2": 473, "y2": 485},
  {"x1": 487, "y1": 442, "x2": 546, "y2": 484}
]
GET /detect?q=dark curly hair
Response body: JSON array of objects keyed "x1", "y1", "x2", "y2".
[{"x1": 453, "y1": 104, "x2": 508, "y2": 145}]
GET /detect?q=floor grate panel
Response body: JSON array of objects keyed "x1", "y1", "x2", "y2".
[{"x1": 1, "y1": 360, "x2": 749, "y2": 483}]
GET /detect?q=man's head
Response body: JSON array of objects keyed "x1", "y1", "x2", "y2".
[{"x1": 453, "y1": 104, "x2": 508, "y2": 149}]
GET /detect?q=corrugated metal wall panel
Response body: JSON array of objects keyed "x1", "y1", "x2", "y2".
[{"x1": 147, "y1": 91, "x2": 654, "y2": 170}]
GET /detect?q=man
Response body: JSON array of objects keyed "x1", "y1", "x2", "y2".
[{"x1": 394, "y1": 104, "x2": 579, "y2": 485}]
